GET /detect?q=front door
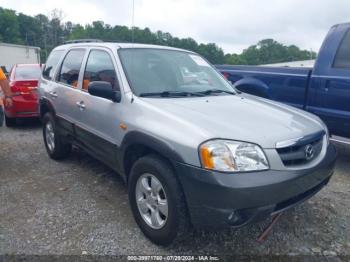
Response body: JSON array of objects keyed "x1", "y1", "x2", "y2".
[{"x1": 73, "y1": 48, "x2": 124, "y2": 169}]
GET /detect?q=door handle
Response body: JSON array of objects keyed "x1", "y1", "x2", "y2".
[
  {"x1": 324, "y1": 80, "x2": 331, "y2": 92},
  {"x1": 76, "y1": 101, "x2": 86, "y2": 110},
  {"x1": 49, "y1": 91, "x2": 58, "y2": 98}
]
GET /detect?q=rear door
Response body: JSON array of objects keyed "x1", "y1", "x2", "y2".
[
  {"x1": 313, "y1": 29, "x2": 350, "y2": 137},
  {"x1": 54, "y1": 48, "x2": 87, "y2": 136},
  {"x1": 40, "y1": 50, "x2": 65, "y2": 114}
]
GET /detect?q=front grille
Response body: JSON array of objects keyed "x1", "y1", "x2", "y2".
[{"x1": 277, "y1": 131, "x2": 324, "y2": 167}]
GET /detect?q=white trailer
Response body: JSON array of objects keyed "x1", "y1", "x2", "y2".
[{"x1": 0, "y1": 43, "x2": 40, "y2": 73}]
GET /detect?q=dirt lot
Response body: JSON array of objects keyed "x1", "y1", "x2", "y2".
[{"x1": 0, "y1": 120, "x2": 350, "y2": 258}]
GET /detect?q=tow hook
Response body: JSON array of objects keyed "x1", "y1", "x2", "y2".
[{"x1": 257, "y1": 212, "x2": 283, "y2": 243}]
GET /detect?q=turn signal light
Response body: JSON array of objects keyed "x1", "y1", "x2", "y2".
[{"x1": 200, "y1": 146, "x2": 214, "y2": 169}]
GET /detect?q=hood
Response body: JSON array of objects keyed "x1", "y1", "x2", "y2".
[{"x1": 140, "y1": 94, "x2": 324, "y2": 148}]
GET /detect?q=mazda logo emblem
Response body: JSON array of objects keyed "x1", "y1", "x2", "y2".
[{"x1": 305, "y1": 144, "x2": 315, "y2": 160}]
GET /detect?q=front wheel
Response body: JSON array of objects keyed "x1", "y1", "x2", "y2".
[
  {"x1": 43, "y1": 113, "x2": 72, "y2": 160},
  {"x1": 128, "y1": 155, "x2": 191, "y2": 246}
]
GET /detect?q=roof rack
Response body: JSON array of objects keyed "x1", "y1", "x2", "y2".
[{"x1": 63, "y1": 39, "x2": 104, "y2": 44}]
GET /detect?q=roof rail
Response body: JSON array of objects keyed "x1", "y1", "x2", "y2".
[{"x1": 63, "y1": 39, "x2": 104, "y2": 44}]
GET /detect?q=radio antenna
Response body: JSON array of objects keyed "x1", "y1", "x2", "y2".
[
  {"x1": 131, "y1": 0, "x2": 135, "y2": 44},
  {"x1": 129, "y1": 0, "x2": 136, "y2": 103}
]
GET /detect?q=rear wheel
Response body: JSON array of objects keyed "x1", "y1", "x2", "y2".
[
  {"x1": 43, "y1": 112, "x2": 72, "y2": 160},
  {"x1": 5, "y1": 115, "x2": 16, "y2": 127},
  {"x1": 128, "y1": 154, "x2": 191, "y2": 246}
]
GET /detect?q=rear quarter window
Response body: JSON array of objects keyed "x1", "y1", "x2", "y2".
[
  {"x1": 333, "y1": 29, "x2": 350, "y2": 69},
  {"x1": 43, "y1": 50, "x2": 64, "y2": 80}
]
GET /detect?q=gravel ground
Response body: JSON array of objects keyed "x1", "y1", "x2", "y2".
[{"x1": 0, "y1": 119, "x2": 349, "y2": 258}]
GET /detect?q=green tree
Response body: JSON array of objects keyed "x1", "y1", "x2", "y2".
[
  {"x1": 197, "y1": 43, "x2": 225, "y2": 64},
  {"x1": 0, "y1": 8, "x2": 21, "y2": 43},
  {"x1": 225, "y1": 39, "x2": 317, "y2": 65}
]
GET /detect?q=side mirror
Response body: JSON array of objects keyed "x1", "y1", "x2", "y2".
[{"x1": 88, "y1": 81, "x2": 121, "y2": 102}]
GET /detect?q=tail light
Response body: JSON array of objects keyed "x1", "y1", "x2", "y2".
[
  {"x1": 10, "y1": 81, "x2": 38, "y2": 95},
  {"x1": 222, "y1": 72, "x2": 230, "y2": 80},
  {"x1": 10, "y1": 82, "x2": 21, "y2": 96}
]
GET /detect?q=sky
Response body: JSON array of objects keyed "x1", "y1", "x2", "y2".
[{"x1": 0, "y1": 0, "x2": 349, "y2": 54}]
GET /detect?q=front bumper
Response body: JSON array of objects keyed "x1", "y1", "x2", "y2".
[{"x1": 173, "y1": 143, "x2": 337, "y2": 228}]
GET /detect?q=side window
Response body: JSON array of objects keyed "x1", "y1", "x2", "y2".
[
  {"x1": 43, "y1": 50, "x2": 64, "y2": 80},
  {"x1": 58, "y1": 49, "x2": 85, "y2": 88},
  {"x1": 334, "y1": 30, "x2": 350, "y2": 69},
  {"x1": 83, "y1": 50, "x2": 118, "y2": 91}
]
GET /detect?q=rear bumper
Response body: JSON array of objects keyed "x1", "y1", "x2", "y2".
[
  {"x1": 173, "y1": 143, "x2": 337, "y2": 228},
  {"x1": 5, "y1": 95, "x2": 39, "y2": 118}
]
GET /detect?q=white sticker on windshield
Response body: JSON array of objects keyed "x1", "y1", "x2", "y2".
[{"x1": 189, "y1": 55, "x2": 210, "y2": 67}]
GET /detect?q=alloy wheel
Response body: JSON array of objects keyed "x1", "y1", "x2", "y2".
[
  {"x1": 135, "y1": 173, "x2": 168, "y2": 229},
  {"x1": 45, "y1": 121, "x2": 55, "y2": 152}
]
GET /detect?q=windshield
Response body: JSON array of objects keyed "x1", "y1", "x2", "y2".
[
  {"x1": 119, "y1": 48, "x2": 236, "y2": 97},
  {"x1": 15, "y1": 66, "x2": 41, "y2": 80}
]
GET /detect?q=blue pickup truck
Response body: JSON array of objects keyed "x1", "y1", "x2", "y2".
[{"x1": 217, "y1": 22, "x2": 350, "y2": 139}]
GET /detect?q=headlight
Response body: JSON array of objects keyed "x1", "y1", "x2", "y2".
[{"x1": 199, "y1": 140, "x2": 269, "y2": 172}]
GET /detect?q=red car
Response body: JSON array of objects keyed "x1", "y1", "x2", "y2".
[{"x1": 4, "y1": 64, "x2": 42, "y2": 126}]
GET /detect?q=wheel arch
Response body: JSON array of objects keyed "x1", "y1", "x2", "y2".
[
  {"x1": 120, "y1": 131, "x2": 184, "y2": 182},
  {"x1": 233, "y1": 77, "x2": 271, "y2": 98},
  {"x1": 39, "y1": 97, "x2": 56, "y2": 119}
]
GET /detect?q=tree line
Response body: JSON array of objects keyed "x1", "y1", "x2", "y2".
[{"x1": 0, "y1": 7, "x2": 316, "y2": 65}]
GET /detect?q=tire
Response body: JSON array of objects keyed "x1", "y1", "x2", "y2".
[
  {"x1": 5, "y1": 115, "x2": 16, "y2": 127},
  {"x1": 0, "y1": 106, "x2": 4, "y2": 127},
  {"x1": 128, "y1": 154, "x2": 191, "y2": 246},
  {"x1": 42, "y1": 112, "x2": 72, "y2": 160}
]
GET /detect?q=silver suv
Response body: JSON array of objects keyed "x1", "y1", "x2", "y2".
[{"x1": 39, "y1": 41, "x2": 336, "y2": 245}]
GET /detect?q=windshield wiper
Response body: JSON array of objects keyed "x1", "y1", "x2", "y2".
[
  {"x1": 197, "y1": 89, "x2": 236, "y2": 96},
  {"x1": 139, "y1": 91, "x2": 205, "y2": 97}
]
